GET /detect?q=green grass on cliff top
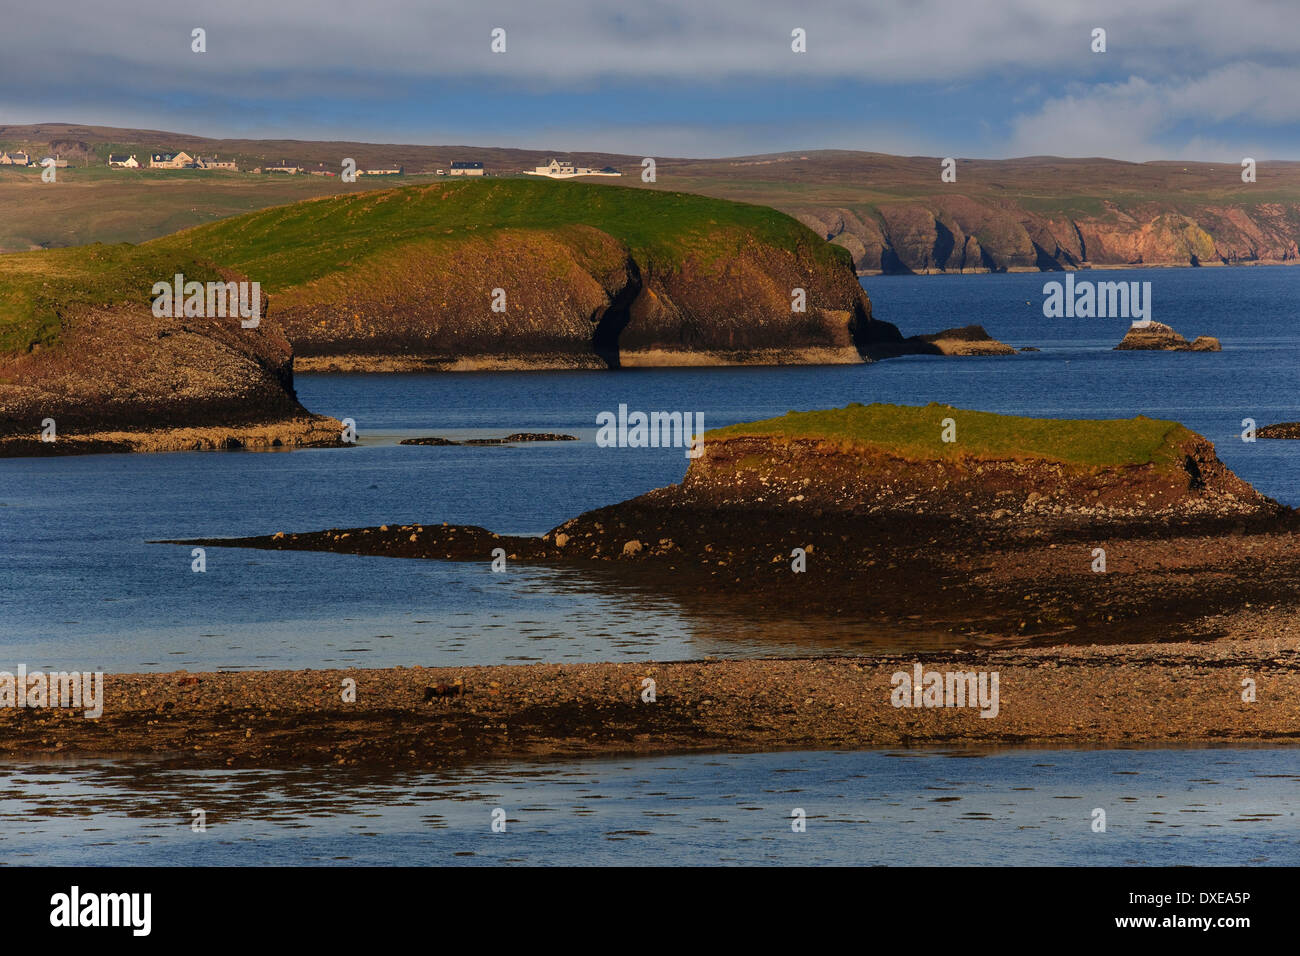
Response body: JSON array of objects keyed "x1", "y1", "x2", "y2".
[
  {"x1": 707, "y1": 403, "x2": 1189, "y2": 468},
  {"x1": 146, "y1": 177, "x2": 848, "y2": 288},
  {"x1": 0, "y1": 178, "x2": 846, "y2": 354}
]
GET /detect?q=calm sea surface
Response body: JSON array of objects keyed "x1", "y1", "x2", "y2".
[
  {"x1": 1, "y1": 747, "x2": 1295, "y2": 866},
  {"x1": 2, "y1": 266, "x2": 1299, "y2": 672},
  {"x1": 2, "y1": 266, "x2": 1298, "y2": 865}
]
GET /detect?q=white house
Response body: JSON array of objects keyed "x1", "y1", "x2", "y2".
[
  {"x1": 108, "y1": 154, "x2": 140, "y2": 168},
  {"x1": 449, "y1": 161, "x2": 485, "y2": 176},
  {"x1": 525, "y1": 158, "x2": 621, "y2": 179},
  {"x1": 149, "y1": 151, "x2": 196, "y2": 169},
  {"x1": 198, "y1": 156, "x2": 238, "y2": 171}
]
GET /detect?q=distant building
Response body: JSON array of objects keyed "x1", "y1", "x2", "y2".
[
  {"x1": 263, "y1": 160, "x2": 304, "y2": 174},
  {"x1": 533, "y1": 158, "x2": 577, "y2": 177},
  {"x1": 307, "y1": 163, "x2": 336, "y2": 176},
  {"x1": 449, "y1": 161, "x2": 485, "y2": 176},
  {"x1": 40, "y1": 155, "x2": 69, "y2": 168},
  {"x1": 359, "y1": 164, "x2": 403, "y2": 176},
  {"x1": 198, "y1": 156, "x2": 238, "y2": 171},
  {"x1": 149, "y1": 151, "x2": 196, "y2": 169},
  {"x1": 526, "y1": 158, "x2": 621, "y2": 179},
  {"x1": 108, "y1": 154, "x2": 140, "y2": 168},
  {"x1": 0, "y1": 151, "x2": 31, "y2": 166}
]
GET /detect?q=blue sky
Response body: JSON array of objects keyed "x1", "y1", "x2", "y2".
[{"x1": 3, "y1": 0, "x2": 1299, "y2": 160}]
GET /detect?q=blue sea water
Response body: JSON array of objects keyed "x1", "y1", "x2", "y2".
[
  {"x1": 1, "y1": 747, "x2": 1295, "y2": 866},
  {"x1": 1, "y1": 266, "x2": 1298, "y2": 672},
  {"x1": 2, "y1": 265, "x2": 1299, "y2": 866}
]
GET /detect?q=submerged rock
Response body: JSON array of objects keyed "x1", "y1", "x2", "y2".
[
  {"x1": 913, "y1": 325, "x2": 1018, "y2": 356},
  {"x1": 399, "y1": 433, "x2": 578, "y2": 446},
  {"x1": 858, "y1": 323, "x2": 1017, "y2": 359}
]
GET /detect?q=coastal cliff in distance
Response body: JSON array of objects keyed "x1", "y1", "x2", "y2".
[
  {"x1": 795, "y1": 194, "x2": 1300, "y2": 275},
  {"x1": 659, "y1": 153, "x2": 1300, "y2": 275},
  {"x1": 145, "y1": 179, "x2": 894, "y2": 371}
]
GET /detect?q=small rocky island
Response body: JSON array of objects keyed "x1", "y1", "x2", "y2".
[
  {"x1": 178, "y1": 402, "x2": 1296, "y2": 646},
  {"x1": 1257, "y1": 423, "x2": 1300, "y2": 439},
  {"x1": 1114, "y1": 321, "x2": 1220, "y2": 351}
]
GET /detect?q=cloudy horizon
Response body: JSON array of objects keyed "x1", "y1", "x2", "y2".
[{"x1": 3, "y1": 0, "x2": 1298, "y2": 162}]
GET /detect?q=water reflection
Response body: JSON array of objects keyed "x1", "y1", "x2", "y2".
[{"x1": 2, "y1": 747, "x2": 1295, "y2": 866}]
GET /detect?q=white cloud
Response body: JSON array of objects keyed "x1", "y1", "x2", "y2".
[
  {"x1": 4, "y1": 1, "x2": 1300, "y2": 159},
  {"x1": 4, "y1": 0, "x2": 1300, "y2": 88},
  {"x1": 1006, "y1": 66, "x2": 1300, "y2": 161}
]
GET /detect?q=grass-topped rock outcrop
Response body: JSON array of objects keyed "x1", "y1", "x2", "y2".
[
  {"x1": 0, "y1": 179, "x2": 896, "y2": 453},
  {"x1": 682, "y1": 402, "x2": 1273, "y2": 523},
  {"x1": 185, "y1": 403, "x2": 1298, "y2": 645},
  {"x1": 0, "y1": 245, "x2": 341, "y2": 455},
  {"x1": 143, "y1": 178, "x2": 885, "y2": 370}
]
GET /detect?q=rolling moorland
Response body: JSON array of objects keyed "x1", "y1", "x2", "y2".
[{"x1": 3, "y1": 124, "x2": 1300, "y2": 273}]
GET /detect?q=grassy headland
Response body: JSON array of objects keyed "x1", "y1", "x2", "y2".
[{"x1": 5, "y1": 177, "x2": 886, "y2": 382}]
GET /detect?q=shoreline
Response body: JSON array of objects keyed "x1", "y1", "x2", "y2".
[
  {"x1": 0, "y1": 415, "x2": 345, "y2": 457},
  {"x1": 293, "y1": 347, "x2": 865, "y2": 374},
  {"x1": 857, "y1": 257, "x2": 1300, "y2": 277},
  {"x1": 3, "y1": 636, "x2": 1296, "y2": 770}
]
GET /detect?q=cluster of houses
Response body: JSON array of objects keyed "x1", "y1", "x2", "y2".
[
  {"x1": 103, "y1": 151, "x2": 239, "y2": 170},
  {"x1": 101, "y1": 152, "x2": 407, "y2": 175},
  {"x1": 260, "y1": 160, "x2": 404, "y2": 176},
  {"x1": 430, "y1": 158, "x2": 622, "y2": 178},
  {"x1": 0, "y1": 150, "x2": 67, "y2": 167},
  {"x1": 2, "y1": 148, "x2": 622, "y2": 181}
]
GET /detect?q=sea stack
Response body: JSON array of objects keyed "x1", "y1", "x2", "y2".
[{"x1": 1114, "y1": 321, "x2": 1221, "y2": 351}]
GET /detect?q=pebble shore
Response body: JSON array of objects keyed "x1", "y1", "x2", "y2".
[{"x1": 4, "y1": 631, "x2": 1297, "y2": 770}]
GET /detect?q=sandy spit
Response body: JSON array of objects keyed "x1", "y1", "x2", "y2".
[{"x1": 2, "y1": 636, "x2": 1296, "y2": 770}]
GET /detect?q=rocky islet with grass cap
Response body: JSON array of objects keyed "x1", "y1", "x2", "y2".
[{"x1": 173, "y1": 403, "x2": 1298, "y2": 646}]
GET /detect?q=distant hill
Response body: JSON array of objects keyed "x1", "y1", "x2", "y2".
[{"x1": 2, "y1": 124, "x2": 1299, "y2": 272}]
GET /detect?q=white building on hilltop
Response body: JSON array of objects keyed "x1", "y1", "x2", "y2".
[{"x1": 525, "y1": 158, "x2": 622, "y2": 179}]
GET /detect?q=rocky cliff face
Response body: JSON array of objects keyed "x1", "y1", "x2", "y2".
[
  {"x1": 0, "y1": 293, "x2": 341, "y2": 454},
  {"x1": 797, "y1": 198, "x2": 1300, "y2": 274},
  {"x1": 273, "y1": 224, "x2": 880, "y2": 371}
]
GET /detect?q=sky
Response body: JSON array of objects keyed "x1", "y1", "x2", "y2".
[{"x1": 2, "y1": 0, "x2": 1298, "y2": 161}]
